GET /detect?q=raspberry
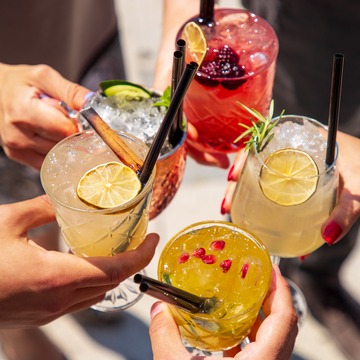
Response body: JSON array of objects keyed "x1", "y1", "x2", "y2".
[
  {"x1": 211, "y1": 240, "x2": 225, "y2": 251},
  {"x1": 192, "y1": 248, "x2": 206, "y2": 258},
  {"x1": 178, "y1": 253, "x2": 190, "y2": 263},
  {"x1": 220, "y1": 259, "x2": 232, "y2": 273},
  {"x1": 214, "y1": 45, "x2": 239, "y2": 64},
  {"x1": 202, "y1": 254, "x2": 217, "y2": 264}
]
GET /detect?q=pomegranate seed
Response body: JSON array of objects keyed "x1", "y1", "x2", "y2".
[
  {"x1": 240, "y1": 262, "x2": 249, "y2": 279},
  {"x1": 178, "y1": 253, "x2": 190, "y2": 263},
  {"x1": 220, "y1": 259, "x2": 232, "y2": 273},
  {"x1": 192, "y1": 248, "x2": 206, "y2": 258},
  {"x1": 211, "y1": 241, "x2": 225, "y2": 251},
  {"x1": 202, "y1": 255, "x2": 217, "y2": 264}
]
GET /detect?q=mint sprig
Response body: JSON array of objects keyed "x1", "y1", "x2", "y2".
[
  {"x1": 234, "y1": 100, "x2": 284, "y2": 152},
  {"x1": 152, "y1": 86, "x2": 171, "y2": 108}
]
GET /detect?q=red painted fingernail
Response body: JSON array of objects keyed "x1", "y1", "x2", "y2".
[
  {"x1": 221, "y1": 198, "x2": 226, "y2": 215},
  {"x1": 323, "y1": 222, "x2": 342, "y2": 246},
  {"x1": 227, "y1": 165, "x2": 234, "y2": 181},
  {"x1": 300, "y1": 254, "x2": 311, "y2": 261}
]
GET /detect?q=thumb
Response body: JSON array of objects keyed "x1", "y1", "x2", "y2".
[
  {"x1": 321, "y1": 187, "x2": 360, "y2": 246},
  {"x1": 149, "y1": 302, "x2": 189, "y2": 360},
  {"x1": 0, "y1": 195, "x2": 56, "y2": 236}
]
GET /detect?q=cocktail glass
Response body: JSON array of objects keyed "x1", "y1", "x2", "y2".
[
  {"x1": 157, "y1": 220, "x2": 272, "y2": 356},
  {"x1": 231, "y1": 115, "x2": 339, "y2": 324},
  {"x1": 78, "y1": 89, "x2": 187, "y2": 219},
  {"x1": 40, "y1": 130, "x2": 156, "y2": 312},
  {"x1": 177, "y1": 8, "x2": 278, "y2": 153}
]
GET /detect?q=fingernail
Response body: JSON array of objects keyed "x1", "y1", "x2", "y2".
[
  {"x1": 227, "y1": 165, "x2": 234, "y2": 181},
  {"x1": 150, "y1": 302, "x2": 163, "y2": 320},
  {"x1": 300, "y1": 254, "x2": 311, "y2": 262},
  {"x1": 221, "y1": 198, "x2": 226, "y2": 215},
  {"x1": 323, "y1": 222, "x2": 342, "y2": 246},
  {"x1": 84, "y1": 91, "x2": 95, "y2": 100}
]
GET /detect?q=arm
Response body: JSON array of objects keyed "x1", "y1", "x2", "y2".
[
  {"x1": 0, "y1": 195, "x2": 159, "y2": 329},
  {"x1": 0, "y1": 63, "x2": 90, "y2": 170}
]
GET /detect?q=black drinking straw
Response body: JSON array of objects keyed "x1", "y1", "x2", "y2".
[
  {"x1": 168, "y1": 50, "x2": 184, "y2": 146},
  {"x1": 325, "y1": 53, "x2": 344, "y2": 167},
  {"x1": 199, "y1": 0, "x2": 215, "y2": 26},
  {"x1": 139, "y1": 62, "x2": 198, "y2": 184},
  {"x1": 134, "y1": 274, "x2": 216, "y2": 314}
]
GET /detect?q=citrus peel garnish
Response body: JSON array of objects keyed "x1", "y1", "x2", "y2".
[
  {"x1": 77, "y1": 162, "x2": 141, "y2": 209},
  {"x1": 259, "y1": 149, "x2": 319, "y2": 206}
]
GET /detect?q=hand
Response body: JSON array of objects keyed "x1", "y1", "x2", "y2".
[
  {"x1": 149, "y1": 265, "x2": 298, "y2": 360},
  {"x1": 0, "y1": 63, "x2": 90, "y2": 170},
  {"x1": 0, "y1": 195, "x2": 159, "y2": 329},
  {"x1": 187, "y1": 122, "x2": 230, "y2": 169},
  {"x1": 222, "y1": 132, "x2": 360, "y2": 246}
]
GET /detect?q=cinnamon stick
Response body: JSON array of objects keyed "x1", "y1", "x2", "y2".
[{"x1": 80, "y1": 107, "x2": 144, "y2": 172}]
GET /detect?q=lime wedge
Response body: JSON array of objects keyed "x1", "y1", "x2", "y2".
[{"x1": 98, "y1": 80, "x2": 151, "y2": 99}]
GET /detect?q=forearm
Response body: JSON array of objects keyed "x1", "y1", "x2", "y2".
[{"x1": 153, "y1": 0, "x2": 200, "y2": 90}]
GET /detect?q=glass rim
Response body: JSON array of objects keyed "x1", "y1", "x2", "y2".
[
  {"x1": 86, "y1": 89, "x2": 188, "y2": 162},
  {"x1": 158, "y1": 220, "x2": 272, "y2": 320},
  {"x1": 254, "y1": 114, "x2": 339, "y2": 180},
  {"x1": 179, "y1": 8, "x2": 279, "y2": 80},
  {"x1": 40, "y1": 129, "x2": 156, "y2": 215}
]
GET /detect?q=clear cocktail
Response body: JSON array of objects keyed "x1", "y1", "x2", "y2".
[
  {"x1": 41, "y1": 130, "x2": 156, "y2": 311},
  {"x1": 178, "y1": 9, "x2": 278, "y2": 153},
  {"x1": 158, "y1": 221, "x2": 272, "y2": 353},
  {"x1": 231, "y1": 115, "x2": 339, "y2": 258},
  {"x1": 79, "y1": 89, "x2": 187, "y2": 219}
]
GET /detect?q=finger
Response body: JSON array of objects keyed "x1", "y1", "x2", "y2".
[
  {"x1": 0, "y1": 195, "x2": 56, "y2": 236},
  {"x1": 262, "y1": 265, "x2": 294, "y2": 317},
  {"x1": 30, "y1": 99, "x2": 79, "y2": 141},
  {"x1": 321, "y1": 187, "x2": 360, "y2": 246},
  {"x1": 228, "y1": 148, "x2": 248, "y2": 183},
  {"x1": 243, "y1": 266, "x2": 298, "y2": 359},
  {"x1": 28, "y1": 65, "x2": 90, "y2": 110},
  {"x1": 1, "y1": 146, "x2": 45, "y2": 171},
  {"x1": 223, "y1": 181, "x2": 236, "y2": 214},
  {"x1": 149, "y1": 302, "x2": 190, "y2": 360},
  {"x1": 187, "y1": 143, "x2": 230, "y2": 169},
  {"x1": 77, "y1": 233, "x2": 160, "y2": 287}
]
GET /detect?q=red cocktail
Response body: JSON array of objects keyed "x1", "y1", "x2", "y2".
[{"x1": 179, "y1": 9, "x2": 278, "y2": 153}]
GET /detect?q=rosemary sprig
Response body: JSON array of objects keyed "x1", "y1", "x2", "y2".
[{"x1": 234, "y1": 100, "x2": 284, "y2": 152}]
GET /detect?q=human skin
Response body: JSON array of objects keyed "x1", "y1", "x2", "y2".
[
  {"x1": 0, "y1": 63, "x2": 90, "y2": 171},
  {"x1": 0, "y1": 195, "x2": 159, "y2": 329},
  {"x1": 222, "y1": 131, "x2": 360, "y2": 246},
  {"x1": 153, "y1": 0, "x2": 230, "y2": 169},
  {"x1": 149, "y1": 265, "x2": 299, "y2": 360}
]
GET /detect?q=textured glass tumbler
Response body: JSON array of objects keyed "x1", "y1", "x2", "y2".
[{"x1": 41, "y1": 130, "x2": 156, "y2": 312}]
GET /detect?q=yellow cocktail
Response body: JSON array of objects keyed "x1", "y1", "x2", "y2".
[
  {"x1": 157, "y1": 221, "x2": 272, "y2": 352},
  {"x1": 41, "y1": 129, "x2": 156, "y2": 311}
]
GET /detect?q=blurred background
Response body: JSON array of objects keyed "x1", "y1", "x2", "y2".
[{"x1": 1, "y1": 1, "x2": 359, "y2": 359}]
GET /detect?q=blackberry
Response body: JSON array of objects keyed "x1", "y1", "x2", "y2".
[{"x1": 213, "y1": 45, "x2": 239, "y2": 64}]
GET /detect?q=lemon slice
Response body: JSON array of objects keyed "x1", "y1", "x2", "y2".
[
  {"x1": 259, "y1": 149, "x2": 319, "y2": 206},
  {"x1": 182, "y1": 21, "x2": 207, "y2": 65},
  {"x1": 77, "y1": 162, "x2": 141, "y2": 209}
]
